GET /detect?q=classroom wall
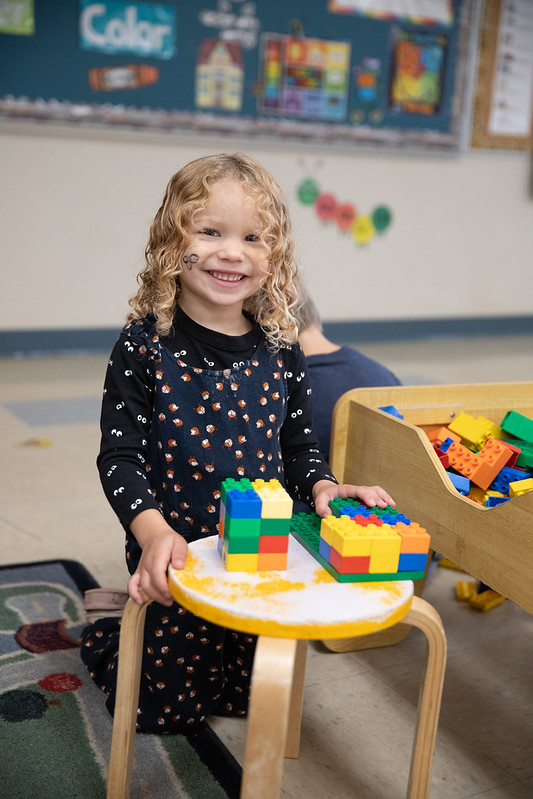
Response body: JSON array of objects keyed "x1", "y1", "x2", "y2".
[{"x1": 1, "y1": 120, "x2": 532, "y2": 341}]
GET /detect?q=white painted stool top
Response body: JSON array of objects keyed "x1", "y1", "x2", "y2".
[{"x1": 168, "y1": 535, "x2": 413, "y2": 640}]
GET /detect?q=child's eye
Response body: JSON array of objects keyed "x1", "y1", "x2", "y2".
[
  {"x1": 245, "y1": 234, "x2": 260, "y2": 242},
  {"x1": 199, "y1": 228, "x2": 218, "y2": 236}
]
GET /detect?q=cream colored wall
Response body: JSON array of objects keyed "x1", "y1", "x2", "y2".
[{"x1": 1, "y1": 121, "x2": 531, "y2": 333}]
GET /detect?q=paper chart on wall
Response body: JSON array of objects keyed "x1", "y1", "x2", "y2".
[
  {"x1": 471, "y1": 0, "x2": 533, "y2": 150},
  {"x1": 487, "y1": 0, "x2": 533, "y2": 138}
]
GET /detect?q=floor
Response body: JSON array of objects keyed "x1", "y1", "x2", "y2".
[{"x1": 1, "y1": 334, "x2": 532, "y2": 798}]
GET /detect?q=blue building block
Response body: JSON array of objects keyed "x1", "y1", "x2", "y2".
[
  {"x1": 319, "y1": 538, "x2": 331, "y2": 561},
  {"x1": 225, "y1": 488, "x2": 262, "y2": 518},
  {"x1": 379, "y1": 405, "x2": 404, "y2": 420},
  {"x1": 447, "y1": 471, "x2": 470, "y2": 495},
  {"x1": 489, "y1": 465, "x2": 529, "y2": 494},
  {"x1": 439, "y1": 437, "x2": 454, "y2": 453},
  {"x1": 398, "y1": 553, "x2": 428, "y2": 572},
  {"x1": 486, "y1": 496, "x2": 510, "y2": 507}
]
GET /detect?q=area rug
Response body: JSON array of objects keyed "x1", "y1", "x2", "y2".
[{"x1": 0, "y1": 560, "x2": 242, "y2": 799}]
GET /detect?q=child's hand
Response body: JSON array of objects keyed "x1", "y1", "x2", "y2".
[
  {"x1": 312, "y1": 480, "x2": 395, "y2": 518},
  {"x1": 128, "y1": 510, "x2": 188, "y2": 606}
]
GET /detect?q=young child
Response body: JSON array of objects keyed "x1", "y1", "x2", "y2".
[{"x1": 81, "y1": 153, "x2": 394, "y2": 734}]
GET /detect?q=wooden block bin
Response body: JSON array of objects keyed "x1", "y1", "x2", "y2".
[{"x1": 329, "y1": 382, "x2": 533, "y2": 616}]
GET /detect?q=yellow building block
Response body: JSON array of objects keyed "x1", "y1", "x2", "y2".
[
  {"x1": 456, "y1": 581, "x2": 477, "y2": 602},
  {"x1": 509, "y1": 477, "x2": 533, "y2": 498},
  {"x1": 222, "y1": 551, "x2": 259, "y2": 572},
  {"x1": 448, "y1": 413, "x2": 506, "y2": 451},
  {"x1": 469, "y1": 590, "x2": 505, "y2": 611},
  {"x1": 252, "y1": 478, "x2": 293, "y2": 518},
  {"x1": 327, "y1": 516, "x2": 373, "y2": 556},
  {"x1": 368, "y1": 525, "x2": 401, "y2": 573},
  {"x1": 437, "y1": 558, "x2": 463, "y2": 571},
  {"x1": 477, "y1": 416, "x2": 506, "y2": 445},
  {"x1": 448, "y1": 412, "x2": 486, "y2": 450},
  {"x1": 468, "y1": 485, "x2": 487, "y2": 504}
]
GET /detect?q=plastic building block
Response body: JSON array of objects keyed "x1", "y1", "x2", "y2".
[
  {"x1": 225, "y1": 488, "x2": 262, "y2": 518},
  {"x1": 426, "y1": 427, "x2": 461, "y2": 448},
  {"x1": 433, "y1": 445, "x2": 449, "y2": 469},
  {"x1": 469, "y1": 589, "x2": 505, "y2": 612},
  {"x1": 439, "y1": 437, "x2": 455, "y2": 453},
  {"x1": 448, "y1": 412, "x2": 488, "y2": 450},
  {"x1": 500, "y1": 441, "x2": 521, "y2": 467},
  {"x1": 489, "y1": 465, "x2": 529, "y2": 494},
  {"x1": 437, "y1": 558, "x2": 462, "y2": 570},
  {"x1": 446, "y1": 472, "x2": 470, "y2": 495},
  {"x1": 219, "y1": 478, "x2": 293, "y2": 572},
  {"x1": 446, "y1": 438, "x2": 512, "y2": 491},
  {"x1": 509, "y1": 477, "x2": 533, "y2": 498},
  {"x1": 485, "y1": 495, "x2": 509, "y2": 507},
  {"x1": 378, "y1": 405, "x2": 404, "y2": 419},
  {"x1": 501, "y1": 410, "x2": 533, "y2": 444},
  {"x1": 456, "y1": 581, "x2": 477, "y2": 602},
  {"x1": 252, "y1": 478, "x2": 293, "y2": 518},
  {"x1": 290, "y1": 501, "x2": 429, "y2": 583},
  {"x1": 257, "y1": 553, "x2": 287, "y2": 570}
]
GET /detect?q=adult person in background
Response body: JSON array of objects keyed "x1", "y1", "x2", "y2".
[{"x1": 298, "y1": 290, "x2": 401, "y2": 462}]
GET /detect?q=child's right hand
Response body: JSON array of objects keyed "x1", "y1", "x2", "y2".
[{"x1": 128, "y1": 509, "x2": 188, "y2": 606}]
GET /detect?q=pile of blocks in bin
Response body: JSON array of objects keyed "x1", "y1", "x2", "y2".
[
  {"x1": 382, "y1": 406, "x2": 533, "y2": 507},
  {"x1": 218, "y1": 477, "x2": 431, "y2": 584},
  {"x1": 381, "y1": 405, "x2": 533, "y2": 611}
]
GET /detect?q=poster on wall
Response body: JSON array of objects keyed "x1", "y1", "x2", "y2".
[
  {"x1": 471, "y1": 0, "x2": 533, "y2": 150},
  {"x1": 0, "y1": 0, "x2": 477, "y2": 150}
]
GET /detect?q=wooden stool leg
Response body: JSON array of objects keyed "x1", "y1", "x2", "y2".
[
  {"x1": 107, "y1": 597, "x2": 151, "y2": 799},
  {"x1": 403, "y1": 596, "x2": 447, "y2": 799},
  {"x1": 241, "y1": 636, "x2": 299, "y2": 799},
  {"x1": 285, "y1": 639, "x2": 308, "y2": 758}
]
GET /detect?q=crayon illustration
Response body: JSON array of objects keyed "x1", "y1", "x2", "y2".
[{"x1": 89, "y1": 65, "x2": 159, "y2": 91}]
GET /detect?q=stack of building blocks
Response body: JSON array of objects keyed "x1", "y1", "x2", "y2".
[
  {"x1": 218, "y1": 478, "x2": 293, "y2": 571},
  {"x1": 425, "y1": 409, "x2": 533, "y2": 507},
  {"x1": 290, "y1": 497, "x2": 430, "y2": 583}
]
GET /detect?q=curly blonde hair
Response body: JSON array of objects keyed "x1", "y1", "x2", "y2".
[{"x1": 127, "y1": 153, "x2": 301, "y2": 348}]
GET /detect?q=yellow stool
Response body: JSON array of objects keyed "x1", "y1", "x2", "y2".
[{"x1": 107, "y1": 535, "x2": 446, "y2": 799}]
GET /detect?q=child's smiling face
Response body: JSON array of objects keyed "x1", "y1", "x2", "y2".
[{"x1": 178, "y1": 179, "x2": 270, "y2": 326}]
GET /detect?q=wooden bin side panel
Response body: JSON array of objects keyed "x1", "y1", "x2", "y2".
[{"x1": 331, "y1": 396, "x2": 533, "y2": 615}]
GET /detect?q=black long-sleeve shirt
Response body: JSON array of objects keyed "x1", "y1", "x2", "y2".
[{"x1": 98, "y1": 310, "x2": 336, "y2": 532}]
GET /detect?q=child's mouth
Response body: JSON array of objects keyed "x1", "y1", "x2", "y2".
[{"x1": 209, "y1": 271, "x2": 245, "y2": 283}]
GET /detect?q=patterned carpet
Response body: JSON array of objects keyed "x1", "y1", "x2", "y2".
[{"x1": 0, "y1": 560, "x2": 241, "y2": 799}]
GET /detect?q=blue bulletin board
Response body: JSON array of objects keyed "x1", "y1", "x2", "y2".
[{"x1": 0, "y1": 0, "x2": 477, "y2": 150}]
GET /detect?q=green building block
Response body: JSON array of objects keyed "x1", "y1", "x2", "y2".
[
  {"x1": 224, "y1": 516, "x2": 261, "y2": 536},
  {"x1": 225, "y1": 533, "x2": 261, "y2": 554},
  {"x1": 221, "y1": 477, "x2": 254, "y2": 504},
  {"x1": 501, "y1": 411, "x2": 533, "y2": 444},
  {"x1": 260, "y1": 517, "x2": 291, "y2": 535}
]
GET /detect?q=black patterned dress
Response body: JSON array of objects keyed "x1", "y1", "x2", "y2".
[{"x1": 81, "y1": 312, "x2": 335, "y2": 733}]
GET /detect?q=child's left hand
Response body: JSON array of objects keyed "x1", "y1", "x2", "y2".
[{"x1": 312, "y1": 480, "x2": 395, "y2": 518}]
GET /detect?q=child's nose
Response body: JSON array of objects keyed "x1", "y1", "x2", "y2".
[{"x1": 219, "y1": 240, "x2": 245, "y2": 262}]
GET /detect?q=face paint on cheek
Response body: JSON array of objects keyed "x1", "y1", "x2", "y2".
[{"x1": 183, "y1": 253, "x2": 199, "y2": 271}]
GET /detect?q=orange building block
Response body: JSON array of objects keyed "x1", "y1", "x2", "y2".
[
  {"x1": 447, "y1": 438, "x2": 512, "y2": 491},
  {"x1": 426, "y1": 427, "x2": 461, "y2": 448},
  {"x1": 470, "y1": 438, "x2": 512, "y2": 490},
  {"x1": 257, "y1": 553, "x2": 287, "y2": 570},
  {"x1": 395, "y1": 522, "x2": 430, "y2": 554}
]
